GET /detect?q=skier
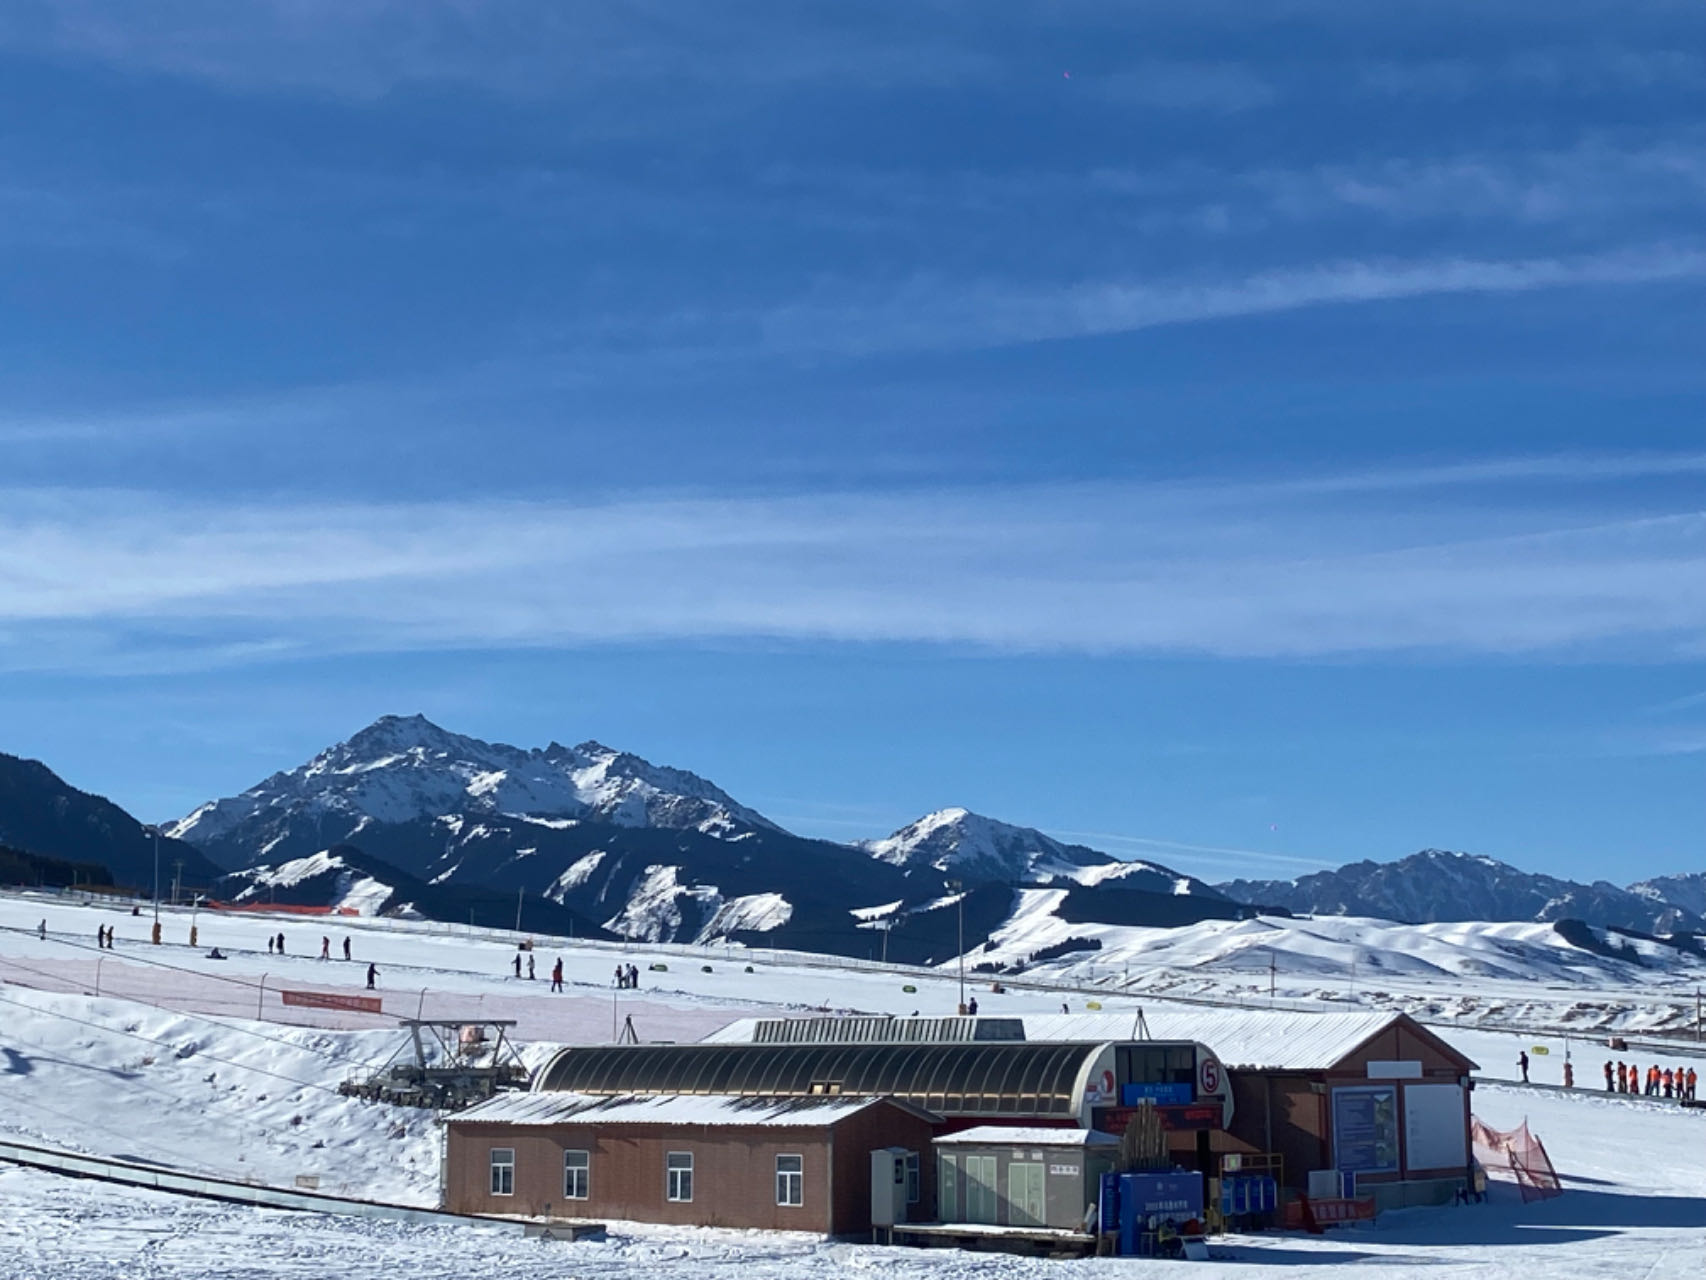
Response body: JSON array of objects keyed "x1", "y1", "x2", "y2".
[
  {"x1": 320, "y1": 936, "x2": 330, "y2": 961},
  {"x1": 513, "y1": 952, "x2": 522, "y2": 979},
  {"x1": 628, "y1": 964, "x2": 639, "y2": 990},
  {"x1": 1663, "y1": 1068, "x2": 1674, "y2": 1099},
  {"x1": 527, "y1": 954, "x2": 535, "y2": 981},
  {"x1": 551, "y1": 959, "x2": 564, "y2": 993},
  {"x1": 275, "y1": 932, "x2": 284, "y2": 955},
  {"x1": 37, "y1": 920, "x2": 45, "y2": 941},
  {"x1": 342, "y1": 936, "x2": 351, "y2": 961},
  {"x1": 267, "y1": 935, "x2": 274, "y2": 955},
  {"x1": 366, "y1": 963, "x2": 378, "y2": 990},
  {"x1": 1517, "y1": 1051, "x2": 1529, "y2": 1083},
  {"x1": 614, "y1": 964, "x2": 624, "y2": 989},
  {"x1": 1604, "y1": 1061, "x2": 1614, "y2": 1091}
]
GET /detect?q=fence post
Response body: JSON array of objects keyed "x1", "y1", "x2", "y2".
[{"x1": 94, "y1": 955, "x2": 105, "y2": 997}]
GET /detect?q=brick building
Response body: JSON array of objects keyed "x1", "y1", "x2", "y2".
[{"x1": 443, "y1": 1091, "x2": 938, "y2": 1233}]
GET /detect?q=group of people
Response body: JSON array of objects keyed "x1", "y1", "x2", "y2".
[
  {"x1": 95, "y1": 924, "x2": 115, "y2": 949},
  {"x1": 318, "y1": 935, "x2": 353, "y2": 961},
  {"x1": 509, "y1": 947, "x2": 567, "y2": 991},
  {"x1": 1604, "y1": 1060, "x2": 1697, "y2": 1101},
  {"x1": 614, "y1": 963, "x2": 641, "y2": 989}
]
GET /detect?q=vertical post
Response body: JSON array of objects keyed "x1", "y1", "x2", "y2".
[
  {"x1": 95, "y1": 955, "x2": 105, "y2": 997},
  {"x1": 151, "y1": 826, "x2": 160, "y2": 926},
  {"x1": 1270, "y1": 951, "x2": 1276, "y2": 1001},
  {"x1": 949, "y1": 880, "x2": 965, "y2": 1013},
  {"x1": 257, "y1": 973, "x2": 268, "y2": 1020},
  {"x1": 514, "y1": 885, "x2": 524, "y2": 935}
]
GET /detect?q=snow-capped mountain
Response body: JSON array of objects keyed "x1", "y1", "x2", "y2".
[
  {"x1": 168, "y1": 714, "x2": 779, "y2": 867},
  {"x1": 1629, "y1": 871, "x2": 1706, "y2": 921},
  {"x1": 1217, "y1": 849, "x2": 1704, "y2": 935},
  {"x1": 861, "y1": 807, "x2": 1224, "y2": 896}
]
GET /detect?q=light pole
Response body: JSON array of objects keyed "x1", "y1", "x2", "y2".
[
  {"x1": 150, "y1": 824, "x2": 160, "y2": 922},
  {"x1": 948, "y1": 879, "x2": 965, "y2": 1014}
]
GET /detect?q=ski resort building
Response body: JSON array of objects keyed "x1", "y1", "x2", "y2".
[
  {"x1": 441, "y1": 1091, "x2": 938, "y2": 1231},
  {"x1": 440, "y1": 1009, "x2": 1477, "y2": 1233}
]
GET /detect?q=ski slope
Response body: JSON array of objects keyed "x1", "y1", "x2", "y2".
[{"x1": 2, "y1": 888, "x2": 1704, "y2": 1276}]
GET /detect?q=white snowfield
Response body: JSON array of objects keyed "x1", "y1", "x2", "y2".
[
  {"x1": 983, "y1": 893, "x2": 1706, "y2": 1038},
  {"x1": 1, "y1": 890, "x2": 1704, "y2": 1277}
]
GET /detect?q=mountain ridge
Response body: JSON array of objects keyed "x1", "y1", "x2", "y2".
[{"x1": 1216, "y1": 848, "x2": 1703, "y2": 935}]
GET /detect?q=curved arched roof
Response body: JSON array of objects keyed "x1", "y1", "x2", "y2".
[{"x1": 535, "y1": 1041, "x2": 1105, "y2": 1118}]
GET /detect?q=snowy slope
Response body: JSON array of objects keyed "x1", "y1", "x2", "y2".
[
  {"x1": 168, "y1": 714, "x2": 781, "y2": 867},
  {"x1": 2, "y1": 889, "x2": 1704, "y2": 1278}
]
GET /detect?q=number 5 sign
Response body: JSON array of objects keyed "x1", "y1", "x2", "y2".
[{"x1": 1199, "y1": 1057, "x2": 1222, "y2": 1095}]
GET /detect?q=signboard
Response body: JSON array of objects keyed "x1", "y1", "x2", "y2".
[
  {"x1": 1119, "y1": 1171, "x2": 1205, "y2": 1220},
  {"x1": 281, "y1": 990, "x2": 383, "y2": 1014},
  {"x1": 1094, "y1": 1103, "x2": 1223, "y2": 1135},
  {"x1": 1085, "y1": 1068, "x2": 1118, "y2": 1105},
  {"x1": 1284, "y1": 1197, "x2": 1376, "y2": 1228},
  {"x1": 1122, "y1": 1082, "x2": 1192, "y2": 1106},
  {"x1": 1332, "y1": 1086, "x2": 1399, "y2": 1174},
  {"x1": 1198, "y1": 1057, "x2": 1222, "y2": 1095}
]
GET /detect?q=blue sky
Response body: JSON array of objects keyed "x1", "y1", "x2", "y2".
[{"x1": 1, "y1": 2, "x2": 1701, "y2": 882}]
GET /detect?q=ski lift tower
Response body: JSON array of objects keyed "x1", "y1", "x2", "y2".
[{"x1": 339, "y1": 1018, "x2": 531, "y2": 1111}]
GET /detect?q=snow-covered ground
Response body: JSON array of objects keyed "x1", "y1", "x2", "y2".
[
  {"x1": 0, "y1": 1083, "x2": 1699, "y2": 1278},
  {"x1": 3, "y1": 888, "x2": 1704, "y2": 1276}
]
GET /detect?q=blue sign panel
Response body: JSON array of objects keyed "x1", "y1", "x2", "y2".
[
  {"x1": 1331, "y1": 1086, "x2": 1399, "y2": 1174},
  {"x1": 1098, "y1": 1171, "x2": 1120, "y2": 1236},
  {"x1": 1121, "y1": 1082, "x2": 1193, "y2": 1106},
  {"x1": 1120, "y1": 1171, "x2": 1205, "y2": 1219}
]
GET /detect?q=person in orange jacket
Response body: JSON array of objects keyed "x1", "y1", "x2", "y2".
[
  {"x1": 1616, "y1": 1062, "x2": 1627, "y2": 1093},
  {"x1": 1662, "y1": 1068, "x2": 1674, "y2": 1098},
  {"x1": 1687, "y1": 1068, "x2": 1698, "y2": 1102}
]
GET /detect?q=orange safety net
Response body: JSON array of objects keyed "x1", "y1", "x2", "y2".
[{"x1": 1471, "y1": 1116, "x2": 1562, "y2": 1202}]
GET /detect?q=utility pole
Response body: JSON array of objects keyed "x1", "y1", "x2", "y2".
[
  {"x1": 1697, "y1": 988, "x2": 1702, "y2": 1042},
  {"x1": 514, "y1": 885, "x2": 524, "y2": 935},
  {"x1": 171, "y1": 859, "x2": 183, "y2": 909},
  {"x1": 956, "y1": 885, "x2": 967, "y2": 1010},
  {"x1": 150, "y1": 826, "x2": 160, "y2": 922}
]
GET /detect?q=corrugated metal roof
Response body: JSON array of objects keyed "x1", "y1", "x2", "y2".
[
  {"x1": 1015, "y1": 1010, "x2": 1407, "y2": 1070},
  {"x1": 934, "y1": 1126, "x2": 1118, "y2": 1148},
  {"x1": 535, "y1": 1040, "x2": 1098, "y2": 1118},
  {"x1": 749, "y1": 1016, "x2": 1026, "y2": 1045},
  {"x1": 452, "y1": 1091, "x2": 896, "y2": 1128}
]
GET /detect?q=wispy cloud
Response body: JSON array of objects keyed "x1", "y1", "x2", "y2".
[
  {"x1": 750, "y1": 244, "x2": 1706, "y2": 357},
  {"x1": 1357, "y1": 47, "x2": 1706, "y2": 100},
  {"x1": 2, "y1": 456, "x2": 1700, "y2": 673}
]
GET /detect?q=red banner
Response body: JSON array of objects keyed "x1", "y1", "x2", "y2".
[
  {"x1": 281, "y1": 990, "x2": 383, "y2": 1014},
  {"x1": 1284, "y1": 1197, "x2": 1376, "y2": 1227}
]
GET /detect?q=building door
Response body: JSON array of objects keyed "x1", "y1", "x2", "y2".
[
  {"x1": 964, "y1": 1156, "x2": 999, "y2": 1224},
  {"x1": 938, "y1": 1154, "x2": 959, "y2": 1222},
  {"x1": 1007, "y1": 1162, "x2": 1045, "y2": 1227}
]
